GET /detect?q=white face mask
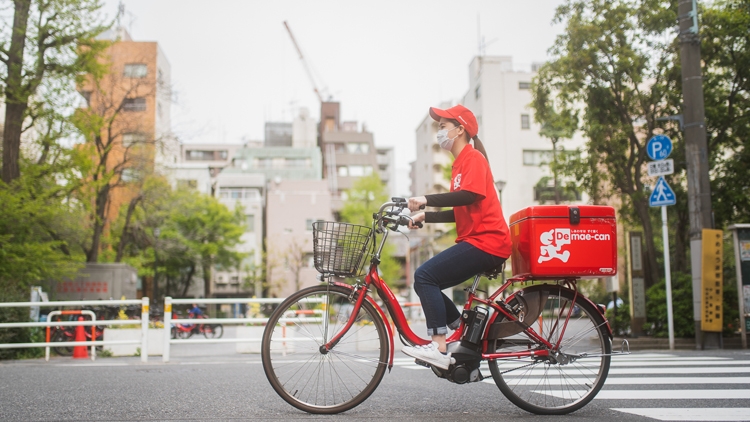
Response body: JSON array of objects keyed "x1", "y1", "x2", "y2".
[{"x1": 436, "y1": 126, "x2": 460, "y2": 150}]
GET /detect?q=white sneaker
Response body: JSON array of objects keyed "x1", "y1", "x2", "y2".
[{"x1": 401, "y1": 342, "x2": 455, "y2": 370}]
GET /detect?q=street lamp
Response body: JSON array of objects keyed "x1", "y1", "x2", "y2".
[{"x1": 153, "y1": 228, "x2": 161, "y2": 301}]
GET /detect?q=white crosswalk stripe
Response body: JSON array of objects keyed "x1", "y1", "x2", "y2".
[{"x1": 395, "y1": 352, "x2": 750, "y2": 420}]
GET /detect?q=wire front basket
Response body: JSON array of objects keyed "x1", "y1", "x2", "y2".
[{"x1": 312, "y1": 221, "x2": 374, "y2": 278}]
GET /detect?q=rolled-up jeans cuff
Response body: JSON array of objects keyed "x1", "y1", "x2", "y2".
[{"x1": 427, "y1": 326, "x2": 448, "y2": 336}]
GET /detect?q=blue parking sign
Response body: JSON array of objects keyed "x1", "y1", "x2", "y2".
[{"x1": 647, "y1": 135, "x2": 673, "y2": 160}]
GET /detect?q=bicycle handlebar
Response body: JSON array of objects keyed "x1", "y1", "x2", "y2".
[{"x1": 375, "y1": 198, "x2": 423, "y2": 232}]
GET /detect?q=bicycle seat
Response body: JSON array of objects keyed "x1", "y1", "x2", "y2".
[{"x1": 479, "y1": 262, "x2": 506, "y2": 280}]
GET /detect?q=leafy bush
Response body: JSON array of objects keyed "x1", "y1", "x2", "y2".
[
  {"x1": 0, "y1": 302, "x2": 44, "y2": 360},
  {"x1": 644, "y1": 272, "x2": 695, "y2": 338},
  {"x1": 605, "y1": 303, "x2": 631, "y2": 337}
]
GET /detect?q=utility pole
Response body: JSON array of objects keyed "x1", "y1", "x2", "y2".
[{"x1": 678, "y1": 0, "x2": 715, "y2": 348}]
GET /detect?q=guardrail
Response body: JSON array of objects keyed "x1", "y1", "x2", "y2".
[
  {"x1": 0, "y1": 298, "x2": 150, "y2": 362},
  {"x1": 163, "y1": 297, "x2": 293, "y2": 362}
]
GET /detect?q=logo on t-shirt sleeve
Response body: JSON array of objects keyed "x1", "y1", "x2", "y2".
[{"x1": 453, "y1": 173, "x2": 462, "y2": 190}]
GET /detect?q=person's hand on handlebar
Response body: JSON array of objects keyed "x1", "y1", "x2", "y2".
[
  {"x1": 408, "y1": 196, "x2": 427, "y2": 212},
  {"x1": 408, "y1": 212, "x2": 425, "y2": 229}
]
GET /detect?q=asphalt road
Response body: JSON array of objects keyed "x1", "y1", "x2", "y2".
[{"x1": 1, "y1": 349, "x2": 749, "y2": 421}]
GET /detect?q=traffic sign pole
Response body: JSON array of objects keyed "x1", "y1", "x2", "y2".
[{"x1": 662, "y1": 205, "x2": 675, "y2": 350}]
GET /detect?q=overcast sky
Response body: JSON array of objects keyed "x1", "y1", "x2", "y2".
[{"x1": 103, "y1": 0, "x2": 567, "y2": 195}]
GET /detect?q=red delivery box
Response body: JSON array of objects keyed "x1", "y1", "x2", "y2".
[{"x1": 509, "y1": 205, "x2": 617, "y2": 279}]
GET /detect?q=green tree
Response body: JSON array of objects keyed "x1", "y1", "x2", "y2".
[
  {"x1": 112, "y1": 178, "x2": 246, "y2": 300},
  {"x1": 340, "y1": 174, "x2": 403, "y2": 288},
  {"x1": 531, "y1": 68, "x2": 579, "y2": 204},
  {"x1": 701, "y1": 0, "x2": 750, "y2": 228},
  {"x1": 530, "y1": 0, "x2": 684, "y2": 287},
  {"x1": 0, "y1": 0, "x2": 109, "y2": 183}
]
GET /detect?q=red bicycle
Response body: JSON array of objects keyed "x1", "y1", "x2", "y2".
[{"x1": 261, "y1": 199, "x2": 621, "y2": 415}]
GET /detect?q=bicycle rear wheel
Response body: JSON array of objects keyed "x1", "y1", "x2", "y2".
[
  {"x1": 203, "y1": 324, "x2": 223, "y2": 339},
  {"x1": 488, "y1": 284, "x2": 611, "y2": 415},
  {"x1": 261, "y1": 284, "x2": 388, "y2": 414}
]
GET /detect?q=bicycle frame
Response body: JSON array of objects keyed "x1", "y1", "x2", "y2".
[{"x1": 322, "y1": 202, "x2": 612, "y2": 369}]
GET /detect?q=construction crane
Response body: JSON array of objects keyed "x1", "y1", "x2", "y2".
[{"x1": 283, "y1": 21, "x2": 325, "y2": 103}]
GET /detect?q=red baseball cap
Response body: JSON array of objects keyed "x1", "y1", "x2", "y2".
[{"x1": 429, "y1": 104, "x2": 478, "y2": 138}]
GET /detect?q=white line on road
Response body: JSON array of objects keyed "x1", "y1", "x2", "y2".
[
  {"x1": 611, "y1": 408, "x2": 750, "y2": 421},
  {"x1": 481, "y1": 377, "x2": 750, "y2": 386},
  {"x1": 54, "y1": 363, "x2": 129, "y2": 367},
  {"x1": 538, "y1": 389, "x2": 750, "y2": 400}
]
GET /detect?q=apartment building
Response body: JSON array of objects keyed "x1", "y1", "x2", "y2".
[
  {"x1": 460, "y1": 56, "x2": 586, "y2": 219},
  {"x1": 213, "y1": 172, "x2": 266, "y2": 298},
  {"x1": 319, "y1": 102, "x2": 382, "y2": 211},
  {"x1": 82, "y1": 27, "x2": 176, "y2": 229},
  {"x1": 265, "y1": 179, "x2": 333, "y2": 297}
]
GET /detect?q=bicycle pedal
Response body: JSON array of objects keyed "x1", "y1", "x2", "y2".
[{"x1": 414, "y1": 359, "x2": 432, "y2": 368}]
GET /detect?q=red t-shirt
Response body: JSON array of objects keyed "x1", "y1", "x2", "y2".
[{"x1": 451, "y1": 145, "x2": 512, "y2": 258}]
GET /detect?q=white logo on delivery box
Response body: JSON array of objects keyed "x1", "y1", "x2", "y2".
[{"x1": 538, "y1": 228, "x2": 611, "y2": 264}]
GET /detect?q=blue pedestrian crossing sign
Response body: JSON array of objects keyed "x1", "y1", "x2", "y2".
[
  {"x1": 650, "y1": 176, "x2": 676, "y2": 207},
  {"x1": 647, "y1": 135, "x2": 673, "y2": 160}
]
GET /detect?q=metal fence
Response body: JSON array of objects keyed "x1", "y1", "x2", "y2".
[{"x1": 0, "y1": 298, "x2": 150, "y2": 362}]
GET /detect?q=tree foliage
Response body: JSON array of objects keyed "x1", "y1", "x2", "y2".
[
  {"x1": 340, "y1": 174, "x2": 403, "y2": 288},
  {"x1": 531, "y1": 0, "x2": 686, "y2": 287},
  {"x1": 111, "y1": 177, "x2": 246, "y2": 301},
  {"x1": 0, "y1": 0, "x2": 109, "y2": 183}
]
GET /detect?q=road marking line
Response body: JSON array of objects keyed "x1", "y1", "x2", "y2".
[
  {"x1": 481, "y1": 377, "x2": 750, "y2": 386},
  {"x1": 55, "y1": 363, "x2": 129, "y2": 367},
  {"x1": 611, "y1": 408, "x2": 750, "y2": 421},
  {"x1": 538, "y1": 389, "x2": 750, "y2": 399}
]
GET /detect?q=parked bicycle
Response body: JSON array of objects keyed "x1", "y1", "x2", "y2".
[
  {"x1": 170, "y1": 311, "x2": 223, "y2": 339},
  {"x1": 262, "y1": 198, "x2": 626, "y2": 415}
]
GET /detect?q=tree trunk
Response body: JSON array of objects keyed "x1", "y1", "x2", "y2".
[
  {"x1": 86, "y1": 184, "x2": 111, "y2": 262},
  {"x1": 202, "y1": 264, "x2": 212, "y2": 298},
  {"x1": 2, "y1": 0, "x2": 32, "y2": 184},
  {"x1": 115, "y1": 194, "x2": 142, "y2": 262},
  {"x1": 181, "y1": 264, "x2": 196, "y2": 297},
  {"x1": 633, "y1": 198, "x2": 660, "y2": 288}
]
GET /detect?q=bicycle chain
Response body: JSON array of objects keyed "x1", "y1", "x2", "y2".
[{"x1": 497, "y1": 360, "x2": 539, "y2": 375}]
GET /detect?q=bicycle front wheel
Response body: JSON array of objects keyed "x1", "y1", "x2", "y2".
[
  {"x1": 488, "y1": 284, "x2": 611, "y2": 415},
  {"x1": 261, "y1": 284, "x2": 388, "y2": 414}
]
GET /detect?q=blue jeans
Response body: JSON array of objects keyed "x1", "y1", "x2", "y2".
[{"x1": 414, "y1": 241, "x2": 506, "y2": 336}]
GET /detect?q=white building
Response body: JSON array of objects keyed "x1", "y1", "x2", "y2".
[
  {"x1": 214, "y1": 172, "x2": 266, "y2": 298},
  {"x1": 414, "y1": 56, "x2": 587, "y2": 221}
]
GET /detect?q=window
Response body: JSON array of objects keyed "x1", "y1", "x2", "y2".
[
  {"x1": 123, "y1": 63, "x2": 147, "y2": 78},
  {"x1": 521, "y1": 114, "x2": 530, "y2": 130},
  {"x1": 519, "y1": 82, "x2": 531, "y2": 90},
  {"x1": 216, "y1": 276, "x2": 226, "y2": 284},
  {"x1": 218, "y1": 187, "x2": 260, "y2": 200},
  {"x1": 347, "y1": 165, "x2": 373, "y2": 177},
  {"x1": 177, "y1": 179, "x2": 198, "y2": 189},
  {"x1": 245, "y1": 215, "x2": 254, "y2": 233},
  {"x1": 123, "y1": 97, "x2": 146, "y2": 112},
  {"x1": 219, "y1": 150, "x2": 228, "y2": 160},
  {"x1": 80, "y1": 91, "x2": 92, "y2": 106},
  {"x1": 306, "y1": 219, "x2": 324, "y2": 230},
  {"x1": 333, "y1": 143, "x2": 346, "y2": 153},
  {"x1": 230, "y1": 276, "x2": 239, "y2": 284},
  {"x1": 346, "y1": 143, "x2": 370, "y2": 154},
  {"x1": 121, "y1": 168, "x2": 138, "y2": 182},
  {"x1": 523, "y1": 150, "x2": 553, "y2": 166},
  {"x1": 255, "y1": 157, "x2": 272, "y2": 168},
  {"x1": 187, "y1": 150, "x2": 220, "y2": 161},
  {"x1": 337, "y1": 166, "x2": 348, "y2": 177},
  {"x1": 325, "y1": 117, "x2": 336, "y2": 132},
  {"x1": 122, "y1": 133, "x2": 146, "y2": 147}
]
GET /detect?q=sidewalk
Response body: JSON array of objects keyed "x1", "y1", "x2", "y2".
[{"x1": 613, "y1": 335, "x2": 746, "y2": 351}]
